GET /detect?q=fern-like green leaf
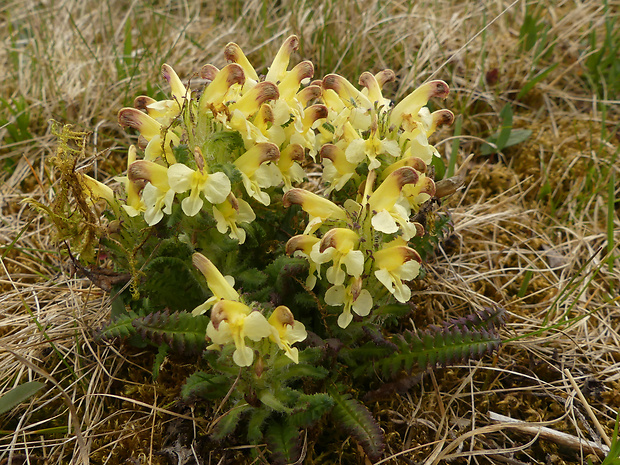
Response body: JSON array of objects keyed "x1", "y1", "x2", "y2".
[
  {"x1": 276, "y1": 363, "x2": 330, "y2": 382},
  {"x1": 97, "y1": 312, "x2": 137, "y2": 341},
  {"x1": 211, "y1": 403, "x2": 250, "y2": 441},
  {"x1": 380, "y1": 325, "x2": 501, "y2": 377},
  {"x1": 141, "y1": 253, "x2": 208, "y2": 313},
  {"x1": 181, "y1": 371, "x2": 231, "y2": 400},
  {"x1": 132, "y1": 311, "x2": 209, "y2": 354},
  {"x1": 247, "y1": 407, "x2": 272, "y2": 444},
  {"x1": 265, "y1": 419, "x2": 301, "y2": 465},
  {"x1": 328, "y1": 387, "x2": 385, "y2": 462},
  {"x1": 289, "y1": 393, "x2": 334, "y2": 428}
]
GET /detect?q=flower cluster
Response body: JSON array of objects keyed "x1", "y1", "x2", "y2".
[
  {"x1": 111, "y1": 36, "x2": 455, "y2": 366},
  {"x1": 283, "y1": 70, "x2": 453, "y2": 328}
]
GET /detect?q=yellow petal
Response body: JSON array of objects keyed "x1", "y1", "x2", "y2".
[
  {"x1": 390, "y1": 80, "x2": 449, "y2": 129},
  {"x1": 322, "y1": 74, "x2": 372, "y2": 110},
  {"x1": 229, "y1": 81, "x2": 279, "y2": 118},
  {"x1": 234, "y1": 142, "x2": 280, "y2": 177},
  {"x1": 199, "y1": 63, "x2": 245, "y2": 109},
  {"x1": 282, "y1": 189, "x2": 346, "y2": 221},
  {"x1": 161, "y1": 64, "x2": 187, "y2": 100},
  {"x1": 369, "y1": 166, "x2": 419, "y2": 211},
  {"x1": 265, "y1": 35, "x2": 299, "y2": 83},
  {"x1": 224, "y1": 42, "x2": 259, "y2": 82},
  {"x1": 118, "y1": 108, "x2": 161, "y2": 139},
  {"x1": 374, "y1": 245, "x2": 421, "y2": 271}
]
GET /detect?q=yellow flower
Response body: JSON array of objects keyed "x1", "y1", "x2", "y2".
[
  {"x1": 116, "y1": 145, "x2": 146, "y2": 217},
  {"x1": 198, "y1": 63, "x2": 246, "y2": 113},
  {"x1": 310, "y1": 228, "x2": 364, "y2": 285},
  {"x1": 324, "y1": 277, "x2": 373, "y2": 329},
  {"x1": 167, "y1": 148, "x2": 231, "y2": 217},
  {"x1": 264, "y1": 35, "x2": 300, "y2": 84},
  {"x1": 141, "y1": 64, "x2": 188, "y2": 126},
  {"x1": 207, "y1": 300, "x2": 272, "y2": 367},
  {"x1": 283, "y1": 188, "x2": 347, "y2": 234},
  {"x1": 268, "y1": 306, "x2": 307, "y2": 363},
  {"x1": 212, "y1": 193, "x2": 256, "y2": 244},
  {"x1": 277, "y1": 144, "x2": 306, "y2": 191},
  {"x1": 369, "y1": 167, "x2": 421, "y2": 239},
  {"x1": 234, "y1": 142, "x2": 281, "y2": 205},
  {"x1": 127, "y1": 160, "x2": 175, "y2": 226},
  {"x1": 390, "y1": 80, "x2": 449, "y2": 131},
  {"x1": 358, "y1": 70, "x2": 395, "y2": 114},
  {"x1": 192, "y1": 253, "x2": 239, "y2": 315},
  {"x1": 285, "y1": 234, "x2": 321, "y2": 289},
  {"x1": 373, "y1": 242, "x2": 422, "y2": 303},
  {"x1": 118, "y1": 108, "x2": 179, "y2": 164},
  {"x1": 320, "y1": 144, "x2": 357, "y2": 195},
  {"x1": 344, "y1": 126, "x2": 400, "y2": 170}
]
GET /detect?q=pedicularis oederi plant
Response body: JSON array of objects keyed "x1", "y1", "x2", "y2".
[{"x1": 38, "y1": 36, "x2": 504, "y2": 462}]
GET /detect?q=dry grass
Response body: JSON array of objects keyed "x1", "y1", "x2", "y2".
[{"x1": 1, "y1": 0, "x2": 619, "y2": 463}]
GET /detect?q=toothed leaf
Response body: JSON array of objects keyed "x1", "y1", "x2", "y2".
[
  {"x1": 266, "y1": 419, "x2": 302, "y2": 465},
  {"x1": 181, "y1": 371, "x2": 231, "y2": 400},
  {"x1": 132, "y1": 311, "x2": 209, "y2": 354},
  {"x1": 329, "y1": 388, "x2": 385, "y2": 461}
]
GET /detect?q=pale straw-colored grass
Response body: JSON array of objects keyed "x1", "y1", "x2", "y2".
[{"x1": 1, "y1": 0, "x2": 619, "y2": 463}]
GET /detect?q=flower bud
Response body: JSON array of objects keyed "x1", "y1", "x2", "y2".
[
  {"x1": 161, "y1": 63, "x2": 187, "y2": 99},
  {"x1": 283, "y1": 189, "x2": 346, "y2": 221},
  {"x1": 234, "y1": 142, "x2": 280, "y2": 177}
]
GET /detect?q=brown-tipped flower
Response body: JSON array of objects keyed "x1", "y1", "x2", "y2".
[
  {"x1": 428, "y1": 109, "x2": 455, "y2": 135},
  {"x1": 127, "y1": 160, "x2": 170, "y2": 190},
  {"x1": 369, "y1": 166, "x2": 420, "y2": 212},
  {"x1": 320, "y1": 144, "x2": 356, "y2": 173},
  {"x1": 302, "y1": 104, "x2": 328, "y2": 127},
  {"x1": 278, "y1": 61, "x2": 315, "y2": 101},
  {"x1": 161, "y1": 63, "x2": 187, "y2": 99},
  {"x1": 278, "y1": 143, "x2": 304, "y2": 172},
  {"x1": 382, "y1": 157, "x2": 427, "y2": 178},
  {"x1": 375, "y1": 244, "x2": 422, "y2": 268},
  {"x1": 224, "y1": 42, "x2": 259, "y2": 81},
  {"x1": 322, "y1": 74, "x2": 372, "y2": 110},
  {"x1": 319, "y1": 228, "x2": 359, "y2": 253},
  {"x1": 118, "y1": 108, "x2": 161, "y2": 139},
  {"x1": 200, "y1": 64, "x2": 219, "y2": 81},
  {"x1": 374, "y1": 69, "x2": 396, "y2": 89},
  {"x1": 285, "y1": 234, "x2": 320, "y2": 256},
  {"x1": 199, "y1": 63, "x2": 245, "y2": 109},
  {"x1": 234, "y1": 142, "x2": 280, "y2": 177},
  {"x1": 134, "y1": 96, "x2": 156, "y2": 111},
  {"x1": 296, "y1": 85, "x2": 322, "y2": 107},
  {"x1": 390, "y1": 80, "x2": 449, "y2": 128},
  {"x1": 254, "y1": 103, "x2": 274, "y2": 134},
  {"x1": 358, "y1": 72, "x2": 384, "y2": 104},
  {"x1": 282, "y1": 188, "x2": 346, "y2": 221},
  {"x1": 229, "y1": 81, "x2": 279, "y2": 118},
  {"x1": 265, "y1": 35, "x2": 300, "y2": 83}
]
